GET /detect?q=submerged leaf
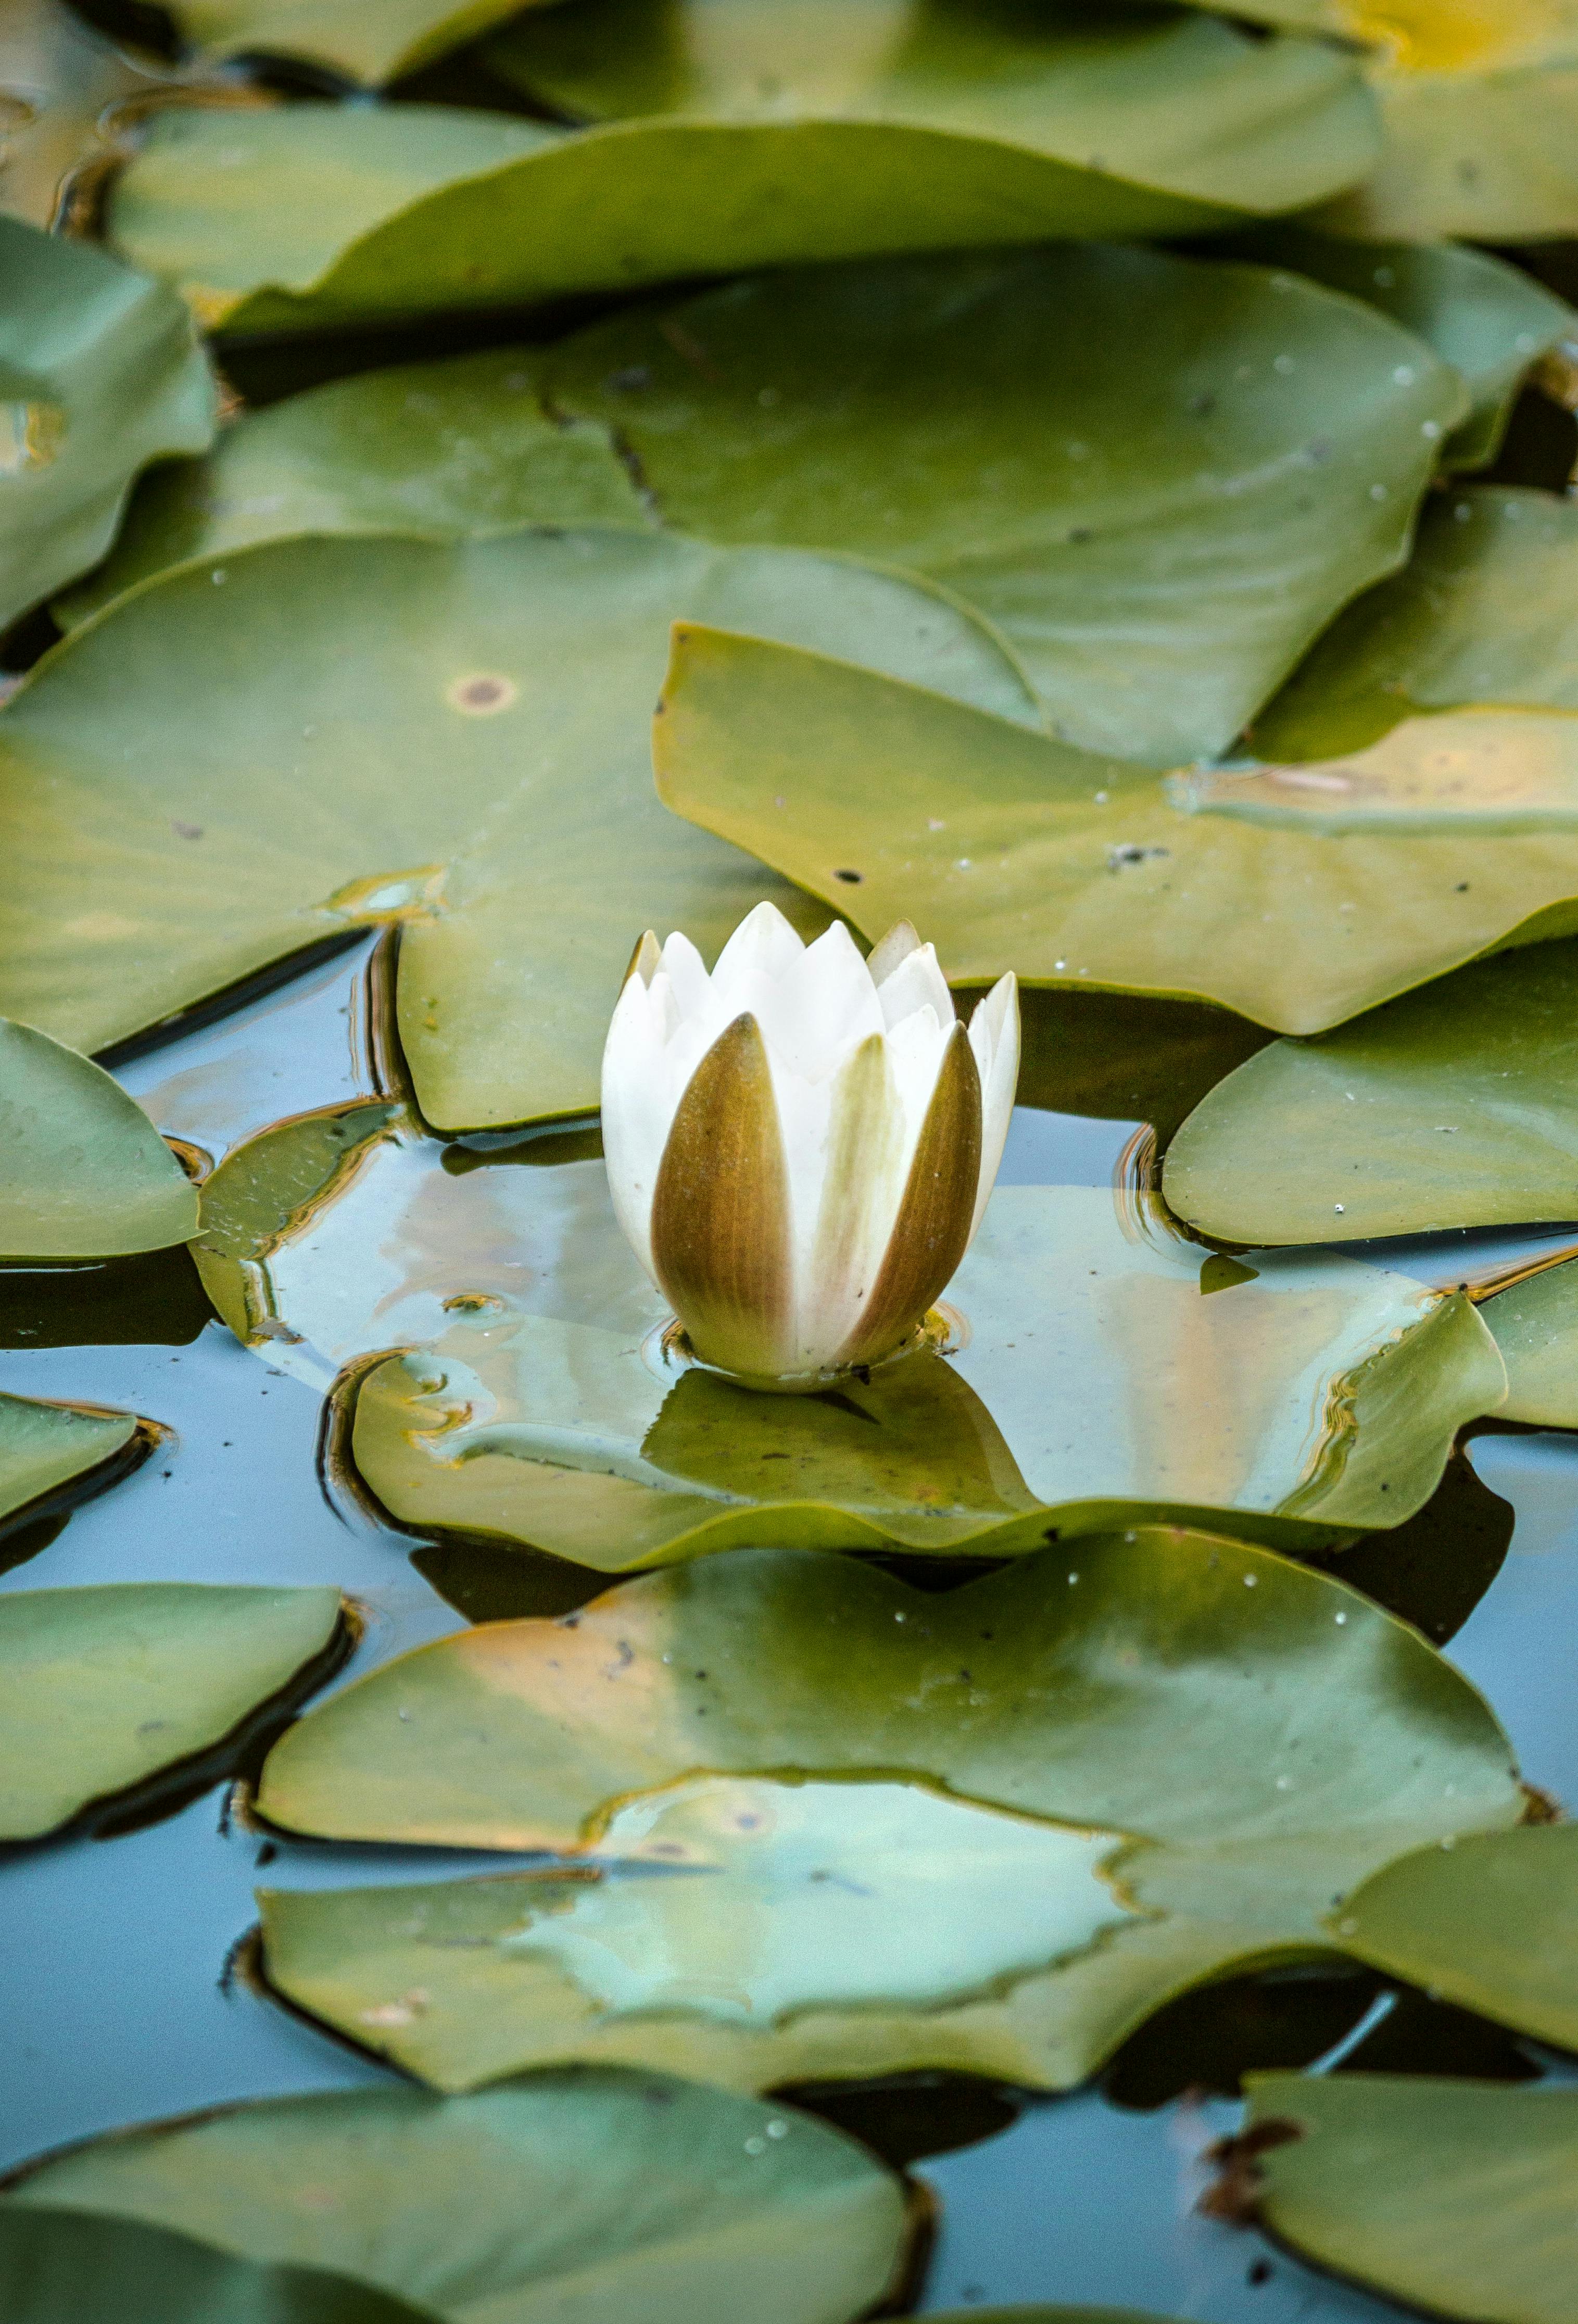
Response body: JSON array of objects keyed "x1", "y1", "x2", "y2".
[
  {"x1": 0, "y1": 1387, "x2": 139, "y2": 1531},
  {"x1": 0, "y1": 527, "x2": 1030, "y2": 1130},
  {"x1": 1163, "y1": 940, "x2": 1578, "y2": 1246},
  {"x1": 1332, "y1": 1822, "x2": 1578, "y2": 2054},
  {"x1": 0, "y1": 216, "x2": 213, "y2": 635},
  {"x1": 1240, "y1": 2073, "x2": 1578, "y2": 2324},
  {"x1": 546, "y1": 245, "x2": 1461, "y2": 765},
  {"x1": 106, "y1": 10, "x2": 1378, "y2": 340},
  {"x1": 167, "y1": 0, "x2": 559, "y2": 86},
  {"x1": 0, "y1": 1018, "x2": 197, "y2": 1258},
  {"x1": 5, "y1": 2073, "x2": 910, "y2": 2324},
  {"x1": 654, "y1": 625, "x2": 1578, "y2": 1035},
  {"x1": 0, "y1": 1582, "x2": 343, "y2": 1841},
  {"x1": 253, "y1": 1532, "x2": 1522, "y2": 2092}
]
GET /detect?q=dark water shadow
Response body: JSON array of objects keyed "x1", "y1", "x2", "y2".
[
  {"x1": 1302, "y1": 1442, "x2": 1514, "y2": 1646},
  {"x1": 0, "y1": 1248, "x2": 213, "y2": 1351}
]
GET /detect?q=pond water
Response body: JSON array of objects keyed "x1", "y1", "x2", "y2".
[{"x1": 2, "y1": 936, "x2": 1574, "y2": 2316}]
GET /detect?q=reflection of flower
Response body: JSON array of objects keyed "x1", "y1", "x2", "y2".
[{"x1": 602, "y1": 901, "x2": 1018, "y2": 1386}]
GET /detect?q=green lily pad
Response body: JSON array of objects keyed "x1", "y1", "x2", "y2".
[
  {"x1": 1254, "y1": 487, "x2": 1578, "y2": 764},
  {"x1": 1240, "y1": 2073, "x2": 1578, "y2": 2324},
  {"x1": 1331, "y1": 1823, "x2": 1578, "y2": 2054},
  {"x1": 0, "y1": 1, "x2": 158, "y2": 234},
  {"x1": 0, "y1": 527, "x2": 1031, "y2": 1131},
  {"x1": 105, "y1": 4, "x2": 1379, "y2": 343},
  {"x1": 654, "y1": 624, "x2": 1578, "y2": 1035},
  {"x1": 0, "y1": 1387, "x2": 140, "y2": 1533},
  {"x1": 192, "y1": 1108, "x2": 1501, "y2": 1557},
  {"x1": 166, "y1": 0, "x2": 557, "y2": 86},
  {"x1": 547, "y1": 244, "x2": 1461, "y2": 766},
  {"x1": 0, "y1": 1581, "x2": 344, "y2": 1841},
  {"x1": 0, "y1": 215, "x2": 213, "y2": 636},
  {"x1": 1163, "y1": 940, "x2": 1578, "y2": 1247},
  {"x1": 1479, "y1": 1256, "x2": 1578, "y2": 1425},
  {"x1": 0, "y1": 2205, "x2": 438, "y2": 2324},
  {"x1": 253, "y1": 1531, "x2": 1522, "y2": 2093},
  {"x1": 1218, "y1": 232, "x2": 1572, "y2": 473},
  {"x1": 56, "y1": 348, "x2": 650, "y2": 628},
  {"x1": 5, "y1": 2072, "x2": 911, "y2": 2324},
  {"x1": 1182, "y1": 0, "x2": 1578, "y2": 65},
  {"x1": 0, "y1": 1017, "x2": 197, "y2": 1258}
]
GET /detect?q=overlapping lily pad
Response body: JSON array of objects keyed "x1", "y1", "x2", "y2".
[
  {"x1": 253, "y1": 1532, "x2": 1522, "y2": 2092},
  {"x1": 0, "y1": 216, "x2": 213, "y2": 635},
  {"x1": 1163, "y1": 940, "x2": 1578, "y2": 1246},
  {"x1": 0, "y1": 1017, "x2": 197, "y2": 1257},
  {"x1": 0, "y1": 2205, "x2": 437, "y2": 2324},
  {"x1": 106, "y1": 5, "x2": 1380, "y2": 341},
  {"x1": 0, "y1": 527, "x2": 1032, "y2": 1130},
  {"x1": 0, "y1": 1581, "x2": 344, "y2": 1841},
  {"x1": 654, "y1": 625, "x2": 1578, "y2": 1035},
  {"x1": 1332, "y1": 1823, "x2": 1578, "y2": 2053},
  {"x1": 57, "y1": 348, "x2": 650, "y2": 627},
  {"x1": 1240, "y1": 2073, "x2": 1578, "y2": 2323},
  {"x1": 166, "y1": 0, "x2": 555, "y2": 86},
  {"x1": 0, "y1": 1387, "x2": 141, "y2": 1533},
  {"x1": 1254, "y1": 487, "x2": 1578, "y2": 763},
  {"x1": 546, "y1": 245, "x2": 1460, "y2": 765},
  {"x1": 1479, "y1": 1256, "x2": 1578, "y2": 1425},
  {"x1": 5, "y1": 2072, "x2": 911, "y2": 2324}
]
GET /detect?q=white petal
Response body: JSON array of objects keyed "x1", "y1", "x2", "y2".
[
  {"x1": 865, "y1": 919, "x2": 921, "y2": 987},
  {"x1": 601, "y1": 972, "x2": 678, "y2": 1282},
  {"x1": 792, "y1": 1031, "x2": 911, "y2": 1370},
  {"x1": 967, "y1": 974, "x2": 1020, "y2": 1243},
  {"x1": 886, "y1": 1002, "x2": 953, "y2": 1160},
  {"x1": 656, "y1": 930, "x2": 712, "y2": 1027},
  {"x1": 875, "y1": 939, "x2": 952, "y2": 1032},
  {"x1": 763, "y1": 919, "x2": 882, "y2": 1080},
  {"x1": 710, "y1": 899, "x2": 805, "y2": 1016}
]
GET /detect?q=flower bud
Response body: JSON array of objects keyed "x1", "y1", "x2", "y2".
[{"x1": 602, "y1": 901, "x2": 1018, "y2": 1386}]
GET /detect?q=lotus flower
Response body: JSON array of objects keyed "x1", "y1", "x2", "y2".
[{"x1": 602, "y1": 902, "x2": 1019, "y2": 1387}]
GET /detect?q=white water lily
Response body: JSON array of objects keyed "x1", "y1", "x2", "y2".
[{"x1": 602, "y1": 901, "x2": 1018, "y2": 1386}]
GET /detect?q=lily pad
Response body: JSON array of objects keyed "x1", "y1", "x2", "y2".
[
  {"x1": 1332, "y1": 1823, "x2": 1578, "y2": 2054},
  {"x1": 165, "y1": 0, "x2": 558, "y2": 86},
  {"x1": 547, "y1": 244, "x2": 1461, "y2": 766},
  {"x1": 1240, "y1": 2073, "x2": 1578, "y2": 2324},
  {"x1": 0, "y1": 1387, "x2": 141, "y2": 1533},
  {"x1": 5, "y1": 2072, "x2": 911, "y2": 2324},
  {"x1": 57, "y1": 348, "x2": 650, "y2": 628},
  {"x1": 1163, "y1": 940, "x2": 1578, "y2": 1247},
  {"x1": 1219, "y1": 232, "x2": 1573, "y2": 473},
  {"x1": 0, "y1": 1017, "x2": 197, "y2": 1258},
  {"x1": 1254, "y1": 487, "x2": 1578, "y2": 763},
  {"x1": 0, "y1": 1581, "x2": 344, "y2": 1841},
  {"x1": 0, "y1": 2204, "x2": 438, "y2": 2324},
  {"x1": 1479, "y1": 1256, "x2": 1578, "y2": 1425},
  {"x1": 105, "y1": 8, "x2": 1379, "y2": 342},
  {"x1": 0, "y1": 526, "x2": 1031, "y2": 1130},
  {"x1": 653, "y1": 625, "x2": 1578, "y2": 1035},
  {"x1": 0, "y1": 215, "x2": 213, "y2": 636},
  {"x1": 253, "y1": 1531, "x2": 1523, "y2": 2093}
]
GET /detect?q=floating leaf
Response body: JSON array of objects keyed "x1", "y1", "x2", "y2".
[
  {"x1": 254, "y1": 1532, "x2": 1522, "y2": 2093},
  {"x1": 0, "y1": 216, "x2": 213, "y2": 635},
  {"x1": 1183, "y1": 0, "x2": 1578, "y2": 73},
  {"x1": 57, "y1": 348, "x2": 650, "y2": 627},
  {"x1": 0, "y1": 1017, "x2": 197, "y2": 1258},
  {"x1": 0, "y1": 1581, "x2": 344, "y2": 1841},
  {"x1": 0, "y1": 1387, "x2": 140, "y2": 1532},
  {"x1": 166, "y1": 0, "x2": 559, "y2": 86},
  {"x1": 0, "y1": 2204, "x2": 437, "y2": 2324},
  {"x1": 1255, "y1": 487, "x2": 1578, "y2": 763},
  {"x1": 0, "y1": 2, "x2": 160, "y2": 233},
  {"x1": 106, "y1": 7, "x2": 1379, "y2": 343},
  {"x1": 547, "y1": 245, "x2": 1460, "y2": 765},
  {"x1": 1240, "y1": 2073, "x2": 1578, "y2": 2324},
  {"x1": 0, "y1": 527, "x2": 1031, "y2": 1129},
  {"x1": 1332, "y1": 1823, "x2": 1578, "y2": 2054},
  {"x1": 1219, "y1": 231, "x2": 1572, "y2": 472},
  {"x1": 1479, "y1": 1256, "x2": 1578, "y2": 1425},
  {"x1": 654, "y1": 625, "x2": 1578, "y2": 1035},
  {"x1": 1163, "y1": 940, "x2": 1578, "y2": 1246},
  {"x1": 6, "y1": 2072, "x2": 911, "y2": 2324}
]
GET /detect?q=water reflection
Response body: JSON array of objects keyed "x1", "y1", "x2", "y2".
[{"x1": 1454, "y1": 1430, "x2": 1578, "y2": 1807}]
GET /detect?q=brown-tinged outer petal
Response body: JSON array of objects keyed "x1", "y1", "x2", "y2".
[
  {"x1": 801, "y1": 1030, "x2": 907, "y2": 1368},
  {"x1": 623, "y1": 928, "x2": 662, "y2": 989},
  {"x1": 837, "y1": 1020, "x2": 982, "y2": 1371},
  {"x1": 651, "y1": 1011, "x2": 795, "y2": 1379}
]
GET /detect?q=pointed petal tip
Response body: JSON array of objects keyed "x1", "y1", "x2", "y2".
[
  {"x1": 866, "y1": 919, "x2": 923, "y2": 988},
  {"x1": 623, "y1": 929, "x2": 663, "y2": 990}
]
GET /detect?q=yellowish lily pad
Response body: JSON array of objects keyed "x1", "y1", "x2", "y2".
[
  {"x1": 253, "y1": 1531, "x2": 1522, "y2": 2092},
  {"x1": 166, "y1": 0, "x2": 559, "y2": 86}
]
